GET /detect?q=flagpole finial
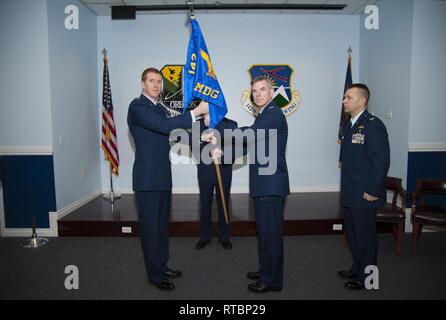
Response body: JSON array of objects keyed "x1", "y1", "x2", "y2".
[
  {"x1": 187, "y1": 0, "x2": 195, "y2": 19},
  {"x1": 102, "y1": 48, "x2": 108, "y2": 58},
  {"x1": 347, "y1": 46, "x2": 353, "y2": 54}
]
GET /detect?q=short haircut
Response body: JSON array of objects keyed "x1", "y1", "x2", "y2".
[
  {"x1": 141, "y1": 67, "x2": 162, "y2": 81},
  {"x1": 251, "y1": 76, "x2": 273, "y2": 89},
  {"x1": 348, "y1": 83, "x2": 370, "y2": 105}
]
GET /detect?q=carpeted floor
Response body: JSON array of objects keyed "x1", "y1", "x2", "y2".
[{"x1": 1, "y1": 233, "x2": 445, "y2": 300}]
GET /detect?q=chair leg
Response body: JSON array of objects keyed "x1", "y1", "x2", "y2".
[
  {"x1": 392, "y1": 224, "x2": 398, "y2": 240},
  {"x1": 417, "y1": 224, "x2": 423, "y2": 241},
  {"x1": 396, "y1": 223, "x2": 403, "y2": 256},
  {"x1": 412, "y1": 222, "x2": 422, "y2": 257}
]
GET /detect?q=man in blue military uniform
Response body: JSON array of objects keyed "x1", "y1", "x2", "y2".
[
  {"x1": 127, "y1": 67, "x2": 208, "y2": 292},
  {"x1": 339, "y1": 83, "x2": 390, "y2": 290},
  {"x1": 194, "y1": 117, "x2": 238, "y2": 250},
  {"x1": 207, "y1": 76, "x2": 289, "y2": 293}
]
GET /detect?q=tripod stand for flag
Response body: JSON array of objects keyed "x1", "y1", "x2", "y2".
[
  {"x1": 20, "y1": 217, "x2": 49, "y2": 249},
  {"x1": 103, "y1": 162, "x2": 121, "y2": 201}
]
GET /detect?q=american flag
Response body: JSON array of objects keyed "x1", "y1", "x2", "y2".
[
  {"x1": 101, "y1": 53, "x2": 119, "y2": 175},
  {"x1": 338, "y1": 48, "x2": 353, "y2": 144}
]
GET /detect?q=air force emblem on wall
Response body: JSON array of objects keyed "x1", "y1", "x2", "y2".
[{"x1": 242, "y1": 65, "x2": 301, "y2": 116}]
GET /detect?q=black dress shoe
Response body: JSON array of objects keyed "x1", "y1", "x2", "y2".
[
  {"x1": 149, "y1": 279, "x2": 175, "y2": 292},
  {"x1": 338, "y1": 270, "x2": 357, "y2": 279},
  {"x1": 344, "y1": 280, "x2": 365, "y2": 290},
  {"x1": 164, "y1": 268, "x2": 183, "y2": 279},
  {"x1": 247, "y1": 271, "x2": 260, "y2": 281},
  {"x1": 219, "y1": 240, "x2": 232, "y2": 249},
  {"x1": 248, "y1": 282, "x2": 282, "y2": 293},
  {"x1": 195, "y1": 239, "x2": 210, "y2": 250}
]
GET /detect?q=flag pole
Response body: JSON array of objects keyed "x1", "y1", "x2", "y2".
[
  {"x1": 184, "y1": 6, "x2": 228, "y2": 222},
  {"x1": 107, "y1": 162, "x2": 115, "y2": 203},
  {"x1": 20, "y1": 217, "x2": 49, "y2": 248},
  {"x1": 338, "y1": 46, "x2": 353, "y2": 145},
  {"x1": 213, "y1": 156, "x2": 230, "y2": 225},
  {"x1": 188, "y1": 0, "x2": 195, "y2": 19},
  {"x1": 101, "y1": 48, "x2": 120, "y2": 201}
]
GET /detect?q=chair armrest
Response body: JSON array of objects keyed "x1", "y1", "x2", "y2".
[
  {"x1": 411, "y1": 190, "x2": 421, "y2": 214},
  {"x1": 395, "y1": 185, "x2": 409, "y2": 211},
  {"x1": 393, "y1": 185, "x2": 409, "y2": 211}
]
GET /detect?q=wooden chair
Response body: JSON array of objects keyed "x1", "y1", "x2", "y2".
[
  {"x1": 375, "y1": 176, "x2": 408, "y2": 256},
  {"x1": 411, "y1": 179, "x2": 446, "y2": 256}
]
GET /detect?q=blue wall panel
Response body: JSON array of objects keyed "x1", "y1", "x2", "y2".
[
  {"x1": 407, "y1": 151, "x2": 446, "y2": 207},
  {"x1": 1, "y1": 156, "x2": 56, "y2": 228}
]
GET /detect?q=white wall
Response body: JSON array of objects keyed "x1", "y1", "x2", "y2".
[
  {"x1": 0, "y1": 0, "x2": 53, "y2": 149},
  {"x1": 359, "y1": 0, "x2": 414, "y2": 185},
  {"x1": 408, "y1": 0, "x2": 446, "y2": 146},
  {"x1": 47, "y1": 0, "x2": 101, "y2": 209},
  {"x1": 98, "y1": 13, "x2": 359, "y2": 193}
]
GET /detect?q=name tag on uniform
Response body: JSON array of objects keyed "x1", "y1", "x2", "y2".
[{"x1": 351, "y1": 132, "x2": 365, "y2": 144}]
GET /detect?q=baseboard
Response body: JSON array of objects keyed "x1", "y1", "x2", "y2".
[
  {"x1": 0, "y1": 146, "x2": 53, "y2": 155},
  {"x1": 408, "y1": 143, "x2": 446, "y2": 152},
  {"x1": 55, "y1": 189, "x2": 104, "y2": 221},
  {"x1": 109, "y1": 185, "x2": 340, "y2": 194},
  {"x1": 0, "y1": 189, "x2": 102, "y2": 237},
  {"x1": 290, "y1": 186, "x2": 340, "y2": 192}
]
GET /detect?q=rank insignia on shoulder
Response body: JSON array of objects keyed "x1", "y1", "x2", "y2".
[
  {"x1": 369, "y1": 117, "x2": 375, "y2": 121},
  {"x1": 358, "y1": 125, "x2": 365, "y2": 129}
]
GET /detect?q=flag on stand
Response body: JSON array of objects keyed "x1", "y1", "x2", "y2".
[
  {"x1": 183, "y1": 18, "x2": 228, "y2": 128},
  {"x1": 101, "y1": 52, "x2": 119, "y2": 175},
  {"x1": 338, "y1": 49, "x2": 353, "y2": 144}
]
